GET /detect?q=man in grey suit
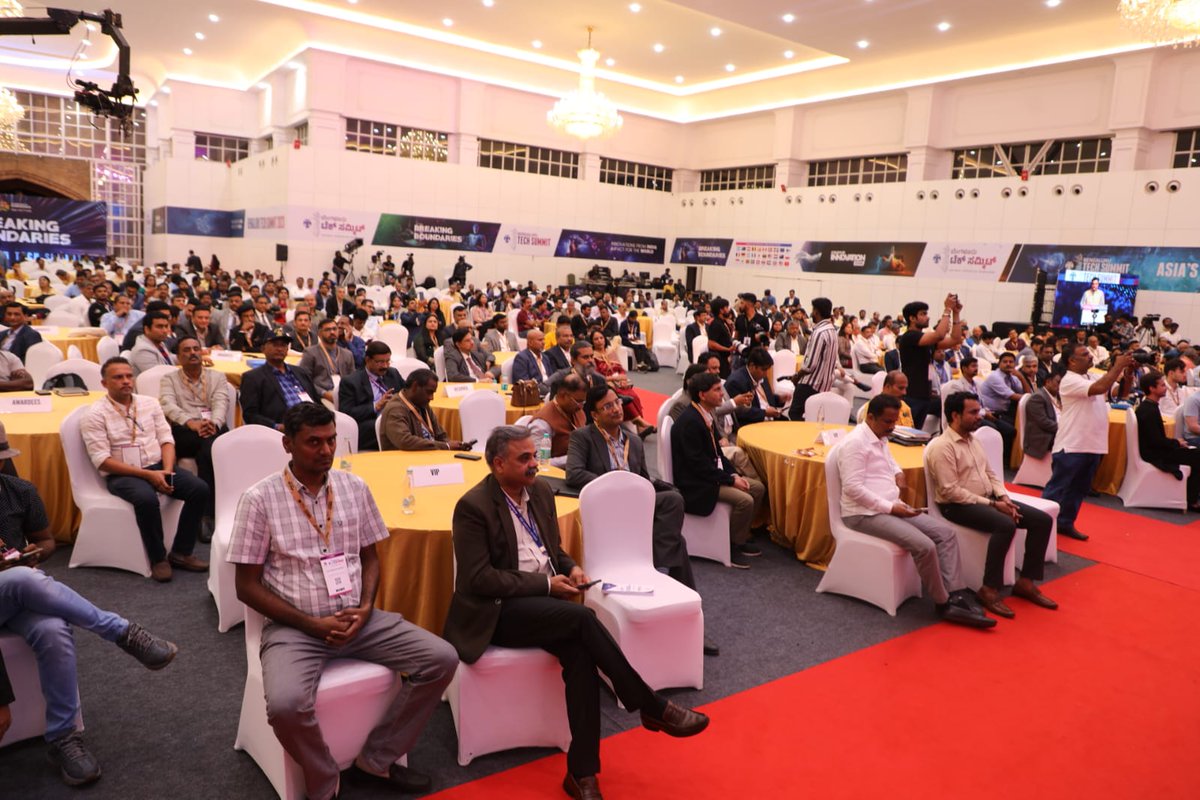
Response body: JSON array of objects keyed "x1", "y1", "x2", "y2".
[
  {"x1": 444, "y1": 328, "x2": 500, "y2": 382},
  {"x1": 298, "y1": 318, "x2": 355, "y2": 405},
  {"x1": 481, "y1": 313, "x2": 519, "y2": 355},
  {"x1": 566, "y1": 385, "x2": 717, "y2": 656},
  {"x1": 1023, "y1": 371, "x2": 1060, "y2": 461}
]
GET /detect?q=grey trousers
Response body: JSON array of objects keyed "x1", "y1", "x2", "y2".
[
  {"x1": 260, "y1": 610, "x2": 459, "y2": 800},
  {"x1": 842, "y1": 512, "x2": 964, "y2": 604},
  {"x1": 722, "y1": 445, "x2": 761, "y2": 481},
  {"x1": 718, "y1": 478, "x2": 766, "y2": 545},
  {"x1": 653, "y1": 487, "x2": 696, "y2": 590}
]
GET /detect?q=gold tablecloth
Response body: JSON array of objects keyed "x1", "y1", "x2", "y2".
[
  {"x1": 40, "y1": 331, "x2": 101, "y2": 363},
  {"x1": 208, "y1": 353, "x2": 301, "y2": 389},
  {"x1": 490, "y1": 350, "x2": 517, "y2": 366},
  {"x1": 1011, "y1": 407, "x2": 1173, "y2": 495},
  {"x1": 429, "y1": 385, "x2": 531, "y2": 440},
  {"x1": 347, "y1": 451, "x2": 582, "y2": 634},
  {"x1": 738, "y1": 422, "x2": 927, "y2": 568},
  {"x1": 5, "y1": 390, "x2": 105, "y2": 541}
]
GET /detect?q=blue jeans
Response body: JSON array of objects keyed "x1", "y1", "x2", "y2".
[
  {"x1": 105, "y1": 461, "x2": 208, "y2": 563},
  {"x1": 1041, "y1": 451, "x2": 1103, "y2": 526},
  {"x1": 0, "y1": 567, "x2": 128, "y2": 740}
]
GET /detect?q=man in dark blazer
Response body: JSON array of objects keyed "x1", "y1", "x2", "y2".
[
  {"x1": 671, "y1": 372, "x2": 768, "y2": 569},
  {"x1": 339, "y1": 340, "x2": 405, "y2": 451},
  {"x1": 724, "y1": 347, "x2": 784, "y2": 426},
  {"x1": 238, "y1": 328, "x2": 319, "y2": 430},
  {"x1": 443, "y1": 328, "x2": 500, "y2": 382},
  {"x1": 683, "y1": 309, "x2": 708, "y2": 363},
  {"x1": 566, "y1": 387, "x2": 705, "y2": 612},
  {"x1": 0, "y1": 303, "x2": 43, "y2": 362},
  {"x1": 542, "y1": 322, "x2": 574, "y2": 374},
  {"x1": 444, "y1": 426, "x2": 709, "y2": 800},
  {"x1": 511, "y1": 328, "x2": 551, "y2": 391},
  {"x1": 228, "y1": 303, "x2": 271, "y2": 352},
  {"x1": 1136, "y1": 371, "x2": 1200, "y2": 509},
  {"x1": 1022, "y1": 372, "x2": 1060, "y2": 461}
]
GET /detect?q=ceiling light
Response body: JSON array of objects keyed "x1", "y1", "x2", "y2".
[
  {"x1": 148, "y1": 99, "x2": 158, "y2": 107},
  {"x1": 195, "y1": 31, "x2": 205, "y2": 40},
  {"x1": 348, "y1": 0, "x2": 358, "y2": 4},
  {"x1": 675, "y1": 75, "x2": 684, "y2": 83},
  {"x1": 531, "y1": 39, "x2": 542, "y2": 48},
  {"x1": 653, "y1": 42, "x2": 664, "y2": 53},
  {"x1": 159, "y1": 85, "x2": 172, "y2": 94},
  {"x1": 208, "y1": 13, "x2": 219, "y2": 22},
  {"x1": 182, "y1": 47, "x2": 193, "y2": 55},
  {"x1": 442, "y1": 17, "x2": 453, "y2": 27},
  {"x1": 482, "y1": 0, "x2": 495, "y2": 6},
  {"x1": 725, "y1": 63, "x2": 736, "y2": 72},
  {"x1": 710, "y1": 27, "x2": 722, "y2": 37},
  {"x1": 605, "y1": 57, "x2": 615, "y2": 66},
  {"x1": 937, "y1": 21, "x2": 951, "y2": 32},
  {"x1": 0, "y1": 87, "x2": 25, "y2": 153},
  {"x1": 782, "y1": 13, "x2": 795, "y2": 23},
  {"x1": 1045, "y1": 0, "x2": 1061, "y2": 6},
  {"x1": 783, "y1": 50, "x2": 794, "y2": 58},
  {"x1": 287, "y1": 60, "x2": 302, "y2": 70},
  {"x1": 256, "y1": 82, "x2": 269, "y2": 89},
  {"x1": 1119, "y1": 1, "x2": 1200, "y2": 44},
  {"x1": 857, "y1": 39, "x2": 870, "y2": 49},
  {"x1": 629, "y1": 3, "x2": 641, "y2": 12},
  {"x1": 81, "y1": 38, "x2": 91, "y2": 47},
  {"x1": 548, "y1": 26, "x2": 622, "y2": 140}
]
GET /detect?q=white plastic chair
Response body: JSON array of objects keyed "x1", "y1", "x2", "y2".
[
  {"x1": 42, "y1": 294, "x2": 71, "y2": 311},
  {"x1": 393, "y1": 357, "x2": 429, "y2": 380},
  {"x1": 659, "y1": 416, "x2": 733, "y2": 567},
  {"x1": 651, "y1": 318, "x2": 677, "y2": 368},
  {"x1": 45, "y1": 307, "x2": 84, "y2": 326},
  {"x1": 234, "y1": 607, "x2": 403, "y2": 800},
  {"x1": 816, "y1": 438, "x2": 923, "y2": 615},
  {"x1": 579, "y1": 472, "x2": 704, "y2": 692},
  {"x1": 136, "y1": 364, "x2": 177, "y2": 398},
  {"x1": 690, "y1": 334, "x2": 709, "y2": 363},
  {"x1": 23, "y1": 340, "x2": 63, "y2": 389},
  {"x1": 459, "y1": 389, "x2": 505, "y2": 452},
  {"x1": 500, "y1": 358, "x2": 514, "y2": 383},
  {"x1": 867, "y1": 370, "x2": 887, "y2": 399},
  {"x1": 334, "y1": 411, "x2": 359, "y2": 456},
  {"x1": 0, "y1": 631, "x2": 73, "y2": 747},
  {"x1": 60, "y1": 405, "x2": 183, "y2": 576},
  {"x1": 43, "y1": 358, "x2": 103, "y2": 391},
  {"x1": 654, "y1": 388, "x2": 684, "y2": 478},
  {"x1": 433, "y1": 346, "x2": 447, "y2": 382},
  {"x1": 96, "y1": 336, "x2": 121, "y2": 363},
  {"x1": 66, "y1": 344, "x2": 83, "y2": 360},
  {"x1": 805, "y1": 392, "x2": 851, "y2": 425},
  {"x1": 376, "y1": 325, "x2": 409, "y2": 356},
  {"x1": 208, "y1": 425, "x2": 288, "y2": 632},
  {"x1": 974, "y1": 425, "x2": 1059, "y2": 564},
  {"x1": 1117, "y1": 407, "x2": 1191, "y2": 512}
]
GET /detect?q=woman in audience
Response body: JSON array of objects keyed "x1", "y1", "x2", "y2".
[
  {"x1": 412, "y1": 311, "x2": 442, "y2": 368},
  {"x1": 33, "y1": 275, "x2": 56, "y2": 303},
  {"x1": 1004, "y1": 329, "x2": 1022, "y2": 352},
  {"x1": 469, "y1": 292, "x2": 491, "y2": 330},
  {"x1": 837, "y1": 318, "x2": 858, "y2": 370},
  {"x1": 588, "y1": 329, "x2": 655, "y2": 438},
  {"x1": 426, "y1": 297, "x2": 446, "y2": 330},
  {"x1": 386, "y1": 293, "x2": 404, "y2": 321}
]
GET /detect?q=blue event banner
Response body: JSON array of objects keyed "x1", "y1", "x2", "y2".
[
  {"x1": 1001, "y1": 244, "x2": 1200, "y2": 293},
  {"x1": 555, "y1": 229, "x2": 665, "y2": 264},
  {"x1": 372, "y1": 214, "x2": 500, "y2": 252},
  {"x1": 160, "y1": 206, "x2": 245, "y2": 238},
  {"x1": 0, "y1": 195, "x2": 108, "y2": 255},
  {"x1": 671, "y1": 238, "x2": 733, "y2": 266},
  {"x1": 796, "y1": 241, "x2": 925, "y2": 277}
]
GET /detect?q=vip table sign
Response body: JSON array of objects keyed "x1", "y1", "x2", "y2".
[
  {"x1": 0, "y1": 396, "x2": 53, "y2": 413},
  {"x1": 408, "y1": 463, "x2": 466, "y2": 488},
  {"x1": 209, "y1": 349, "x2": 243, "y2": 362},
  {"x1": 442, "y1": 382, "x2": 474, "y2": 398}
]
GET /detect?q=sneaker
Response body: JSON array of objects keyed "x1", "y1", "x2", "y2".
[
  {"x1": 47, "y1": 731, "x2": 101, "y2": 786},
  {"x1": 117, "y1": 622, "x2": 178, "y2": 671},
  {"x1": 730, "y1": 551, "x2": 751, "y2": 569},
  {"x1": 198, "y1": 516, "x2": 215, "y2": 544},
  {"x1": 738, "y1": 542, "x2": 763, "y2": 557}
]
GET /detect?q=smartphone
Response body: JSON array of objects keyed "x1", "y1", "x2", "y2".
[
  {"x1": 454, "y1": 452, "x2": 482, "y2": 461},
  {"x1": 34, "y1": 388, "x2": 52, "y2": 396},
  {"x1": 164, "y1": 473, "x2": 175, "y2": 487},
  {"x1": 576, "y1": 579, "x2": 602, "y2": 591}
]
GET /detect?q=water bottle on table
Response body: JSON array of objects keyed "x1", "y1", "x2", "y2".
[
  {"x1": 402, "y1": 466, "x2": 416, "y2": 515},
  {"x1": 537, "y1": 432, "x2": 551, "y2": 469}
]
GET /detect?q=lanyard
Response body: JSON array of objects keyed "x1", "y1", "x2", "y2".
[
  {"x1": 283, "y1": 468, "x2": 334, "y2": 551},
  {"x1": 554, "y1": 401, "x2": 579, "y2": 431},
  {"x1": 108, "y1": 396, "x2": 142, "y2": 444},
  {"x1": 503, "y1": 492, "x2": 544, "y2": 550},
  {"x1": 318, "y1": 340, "x2": 337, "y2": 375},
  {"x1": 596, "y1": 425, "x2": 630, "y2": 471},
  {"x1": 399, "y1": 393, "x2": 436, "y2": 440},
  {"x1": 691, "y1": 402, "x2": 721, "y2": 454},
  {"x1": 181, "y1": 369, "x2": 209, "y2": 406}
]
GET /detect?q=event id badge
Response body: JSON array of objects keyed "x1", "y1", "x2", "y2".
[
  {"x1": 319, "y1": 553, "x2": 353, "y2": 598},
  {"x1": 117, "y1": 444, "x2": 143, "y2": 468},
  {"x1": 199, "y1": 408, "x2": 213, "y2": 422},
  {"x1": 298, "y1": 391, "x2": 314, "y2": 403}
]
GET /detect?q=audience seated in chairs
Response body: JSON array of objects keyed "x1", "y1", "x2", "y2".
[
  {"x1": 724, "y1": 346, "x2": 785, "y2": 426},
  {"x1": 239, "y1": 329, "x2": 320, "y2": 431},
  {"x1": 128, "y1": 311, "x2": 176, "y2": 378},
  {"x1": 1136, "y1": 370, "x2": 1200, "y2": 511},
  {"x1": 511, "y1": 328, "x2": 552, "y2": 392},
  {"x1": 338, "y1": 340, "x2": 405, "y2": 452},
  {"x1": 228, "y1": 302, "x2": 270, "y2": 353},
  {"x1": 444, "y1": 425, "x2": 709, "y2": 800},
  {"x1": 1023, "y1": 371, "x2": 1060, "y2": 462},
  {"x1": 378, "y1": 369, "x2": 471, "y2": 452},
  {"x1": 619, "y1": 310, "x2": 657, "y2": 372}
]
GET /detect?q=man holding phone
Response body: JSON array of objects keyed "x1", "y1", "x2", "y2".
[{"x1": 338, "y1": 341, "x2": 406, "y2": 451}]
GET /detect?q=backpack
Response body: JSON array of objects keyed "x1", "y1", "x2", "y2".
[{"x1": 42, "y1": 372, "x2": 87, "y2": 390}]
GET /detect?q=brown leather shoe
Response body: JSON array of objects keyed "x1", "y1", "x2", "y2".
[
  {"x1": 167, "y1": 553, "x2": 209, "y2": 573},
  {"x1": 150, "y1": 561, "x2": 172, "y2": 582},
  {"x1": 563, "y1": 773, "x2": 603, "y2": 800},
  {"x1": 976, "y1": 585, "x2": 1015, "y2": 619},
  {"x1": 1012, "y1": 578, "x2": 1058, "y2": 610},
  {"x1": 641, "y1": 700, "x2": 709, "y2": 737}
]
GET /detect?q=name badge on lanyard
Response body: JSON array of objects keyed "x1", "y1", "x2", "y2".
[
  {"x1": 319, "y1": 553, "x2": 353, "y2": 598},
  {"x1": 117, "y1": 444, "x2": 143, "y2": 467}
]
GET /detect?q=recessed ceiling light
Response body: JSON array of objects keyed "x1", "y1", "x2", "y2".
[
  {"x1": 629, "y1": 3, "x2": 641, "y2": 12},
  {"x1": 159, "y1": 86, "x2": 171, "y2": 94},
  {"x1": 857, "y1": 39, "x2": 870, "y2": 49},
  {"x1": 182, "y1": 47, "x2": 193, "y2": 55},
  {"x1": 783, "y1": 50, "x2": 794, "y2": 59},
  {"x1": 208, "y1": 13, "x2": 219, "y2": 22},
  {"x1": 653, "y1": 42, "x2": 664, "y2": 53},
  {"x1": 710, "y1": 27, "x2": 722, "y2": 37},
  {"x1": 148, "y1": 99, "x2": 158, "y2": 107},
  {"x1": 287, "y1": 60, "x2": 302, "y2": 70},
  {"x1": 348, "y1": 0, "x2": 358, "y2": 4},
  {"x1": 937, "y1": 21, "x2": 951, "y2": 32},
  {"x1": 725, "y1": 63, "x2": 735, "y2": 72},
  {"x1": 257, "y1": 82, "x2": 270, "y2": 90},
  {"x1": 782, "y1": 13, "x2": 795, "y2": 23},
  {"x1": 195, "y1": 31, "x2": 205, "y2": 40},
  {"x1": 531, "y1": 39, "x2": 542, "y2": 48},
  {"x1": 675, "y1": 75, "x2": 684, "y2": 83},
  {"x1": 605, "y1": 57, "x2": 615, "y2": 66},
  {"x1": 442, "y1": 17, "x2": 453, "y2": 26},
  {"x1": 482, "y1": 0, "x2": 495, "y2": 6},
  {"x1": 1045, "y1": 0, "x2": 1061, "y2": 6}
]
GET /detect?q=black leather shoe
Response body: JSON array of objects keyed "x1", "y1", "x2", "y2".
[
  {"x1": 47, "y1": 731, "x2": 101, "y2": 786},
  {"x1": 117, "y1": 622, "x2": 178, "y2": 670},
  {"x1": 938, "y1": 602, "x2": 997, "y2": 629},
  {"x1": 348, "y1": 763, "x2": 432, "y2": 794},
  {"x1": 703, "y1": 637, "x2": 720, "y2": 656},
  {"x1": 641, "y1": 701, "x2": 710, "y2": 737},
  {"x1": 563, "y1": 773, "x2": 603, "y2": 800},
  {"x1": 1060, "y1": 525, "x2": 1089, "y2": 541}
]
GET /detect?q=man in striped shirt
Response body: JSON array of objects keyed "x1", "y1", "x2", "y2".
[{"x1": 788, "y1": 297, "x2": 838, "y2": 420}]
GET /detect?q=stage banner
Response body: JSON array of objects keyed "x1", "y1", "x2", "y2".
[
  {"x1": 496, "y1": 224, "x2": 559, "y2": 256},
  {"x1": 372, "y1": 214, "x2": 500, "y2": 252},
  {"x1": 243, "y1": 206, "x2": 289, "y2": 239},
  {"x1": 671, "y1": 238, "x2": 733, "y2": 266},
  {"x1": 796, "y1": 241, "x2": 924, "y2": 277},
  {"x1": 1001, "y1": 244, "x2": 1200, "y2": 293},
  {"x1": 730, "y1": 241, "x2": 796, "y2": 270},
  {"x1": 916, "y1": 243, "x2": 1016, "y2": 282},
  {"x1": 290, "y1": 207, "x2": 374, "y2": 243},
  {"x1": 163, "y1": 206, "x2": 245, "y2": 238},
  {"x1": 555, "y1": 229, "x2": 665, "y2": 263},
  {"x1": 0, "y1": 195, "x2": 107, "y2": 255}
]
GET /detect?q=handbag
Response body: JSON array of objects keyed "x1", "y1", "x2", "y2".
[{"x1": 510, "y1": 379, "x2": 541, "y2": 407}]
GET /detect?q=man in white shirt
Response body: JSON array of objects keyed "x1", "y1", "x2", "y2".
[
  {"x1": 100, "y1": 293, "x2": 144, "y2": 339},
  {"x1": 1041, "y1": 345, "x2": 1133, "y2": 540},
  {"x1": 835, "y1": 394, "x2": 993, "y2": 628},
  {"x1": 1159, "y1": 358, "x2": 1192, "y2": 419},
  {"x1": 0, "y1": 349, "x2": 32, "y2": 391},
  {"x1": 1086, "y1": 335, "x2": 1109, "y2": 367}
]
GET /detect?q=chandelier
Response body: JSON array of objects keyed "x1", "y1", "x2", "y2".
[
  {"x1": 0, "y1": 87, "x2": 25, "y2": 152},
  {"x1": 547, "y1": 27, "x2": 623, "y2": 141},
  {"x1": 1118, "y1": 0, "x2": 1200, "y2": 46}
]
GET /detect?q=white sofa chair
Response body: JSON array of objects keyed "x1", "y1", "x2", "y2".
[
  {"x1": 974, "y1": 425, "x2": 1059, "y2": 565},
  {"x1": 1013, "y1": 394, "x2": 1052, "y2": 488},
  {"x1": 1117, "y1": 407, "x2": 1191, "y2": 512},
  {"x1": 459, "y1": 389, "x2": 505, "y2": 452},
  {"x1": 659, "y1": 416, "x2": 733, "y2": 567}
]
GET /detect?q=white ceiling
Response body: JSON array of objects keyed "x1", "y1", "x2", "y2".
[{"x1": 0, "y1": 0, "x2": 1164, "y2": 121}]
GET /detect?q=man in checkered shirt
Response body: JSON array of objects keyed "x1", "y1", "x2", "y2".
[{"x1": 229, "y1": 402, "x2": 457, "y2": 800}]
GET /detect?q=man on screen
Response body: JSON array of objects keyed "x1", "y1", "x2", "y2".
[{"x1": 1080, "y1": 277, "x2": 1106, "y2": 324}]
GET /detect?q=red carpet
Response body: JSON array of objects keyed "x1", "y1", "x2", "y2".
[
  {"x1": 431, "y1": 564, "x2": 1200, "y2": 799},
  {"x1": 633, "y1": 387, "x2": 671, "y2": 424},
  {"x1": 1008, "y1": 484, "x2": 1200, "y2": 593}
]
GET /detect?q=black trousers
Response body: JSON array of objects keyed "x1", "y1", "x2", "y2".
[
  {"x1": 1150, "y1": 449, "x2": 1200, "y2": 505},
  {"x1": 906, "y1": 395, "x2": 937, "y2": 429},
  {"x1": 938, "y1": 500, "x2": 1051, "y2": 588},
  {"x1": 492, "y1": 597, "x2": 657, "y2": 778},
  {"x1": 169, "y1": 423, "x2": 226, "y2": 516},
  {"x1": 787, "y1": 383, "x2": 819, "y2": 421}
]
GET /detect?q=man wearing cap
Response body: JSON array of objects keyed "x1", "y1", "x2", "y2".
[{"x1": 240, "y1": 327, "x2": 321, "y2": 431}]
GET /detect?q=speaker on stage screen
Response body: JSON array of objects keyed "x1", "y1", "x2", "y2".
[{"x1": 275, "y1": 244, "x2": 288, "y2": 262}]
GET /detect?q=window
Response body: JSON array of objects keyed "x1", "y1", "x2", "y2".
[
  {"x1": 599, "y1": 157, "x2": 673, "y2": 192},
  {"x1": 953, "y1": 138, "x2": 1111, "y2": 178},
  {"x1": 293, "y1": 121, "x2": 308, "y2": 147},
  {"x1": 699, "y1": 164, "x2": 776, "y2": 191},
  {"x1": 344, "y1": 118, "x2": 448, "y2": 161},
  {"x1": 807, "y1": 154, "x2": 907, "y2": 186},
  {"x1": 478, "y1": 139, "x2": 579, "y2": 179},
  {"x1": 1172, "y1": 129, "x2": 1200, "y2": 169},
  {"x1": 194, "y1": 132, "x2": 250, "y2": 163}
]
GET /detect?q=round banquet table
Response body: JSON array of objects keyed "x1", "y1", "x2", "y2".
[
  {"x1": 5, "y1": 390, "x2": 105, "y2": 542},
  {"x1": 737, "y1": 421, "x2": 928, "y2": 568},
  {"x1": 429, "y1": 385, "x2": 535, "y2": 440},
  {"x1": 1010, "y1": 406, "x2": 1174, "y2": 495},
  {"x1": 208, "y1": 352, "x2": 302, "y2": 389},
  {"x1": 345, "y1": 451, "x2": 582, "y2": 634},
  {"x1": 37, "y1": 329, "x2": 102, "y2": 362},
  {"x1": 490, "y1": 350, "x2": 517, "y2": 366}
]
